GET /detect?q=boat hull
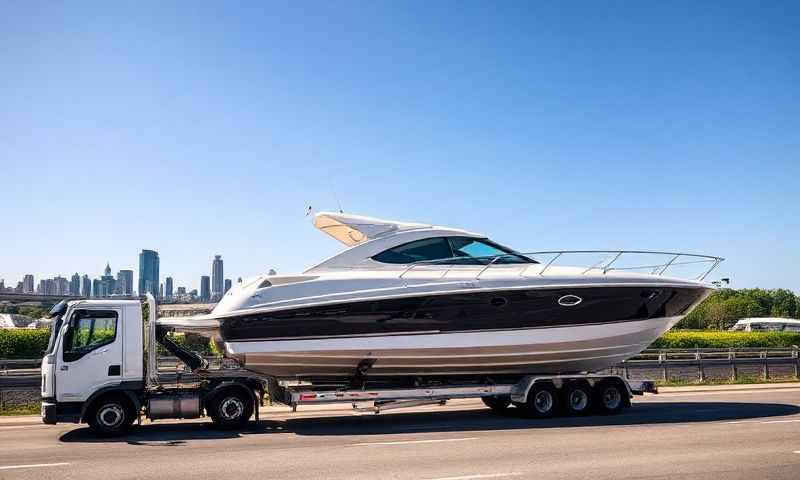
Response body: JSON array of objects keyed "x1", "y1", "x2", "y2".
[
  {"x1": 220, "y1": 284, "x2": 709, "y2": 379},
  {"x1": 226, "y1": 315, "x2": 682, "y2": 378}
]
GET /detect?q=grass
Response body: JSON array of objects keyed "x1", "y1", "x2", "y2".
[
  {"x1": 656, "y1": 376, "x2": 799, "y2": 387},
  {"x1": 0, "y1": 403, "x2": 40, "y2": 416}
]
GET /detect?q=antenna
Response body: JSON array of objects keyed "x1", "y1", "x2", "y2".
[{"x1": 327, "y1": 175, "x2": 344, "y2": 213}]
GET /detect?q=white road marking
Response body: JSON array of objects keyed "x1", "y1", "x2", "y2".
[
  {"x1": 725, "y1": 417, "x2": 800, "y2": 425},
  {"x1": 350, "y1": 437, "x2": 478, "y2": 446},
  {"x1": 424, "y1": 473, "x2": 522, "y2": 480},
  {"x1": 0, "y1": 425, "x2": 51, "y2": 430},
  {"x1": 0, "y1": 463, "x2": 70, "y2": 471}
]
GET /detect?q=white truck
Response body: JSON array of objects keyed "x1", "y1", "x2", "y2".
[{"x1": 41, "y1": 294, "x2": 656, "y2": 435}]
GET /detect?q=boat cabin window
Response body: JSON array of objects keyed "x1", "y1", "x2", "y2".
[
  {"x1": 783, "y1": 324, "x2": 800, "y2": 332},
  {"x1": 372, "y1": 238, "x2": 452, "y2": 264},
  {"x1": 372, "y1": 236, "x2": 535, "y2": 265}
]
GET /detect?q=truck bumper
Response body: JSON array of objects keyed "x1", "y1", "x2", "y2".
[
  {"x1": 41, "y1": 401, "x2": 81, "y2": 425},
  {"x1": 41, "y1": 402, "x2": 57, "y2": 424}
]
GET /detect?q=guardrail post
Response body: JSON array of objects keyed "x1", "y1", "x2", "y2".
[
  {"x1": 793, "y1": 346, "x2": 799, "y2": 380},
  {"x1": 659, "y1": 349, "x2": 668, "y2": 382},
  {"x1": 761, "y1": 349, "x2": 769, "y2": 381},
  {"x1": 696, "y1": 348, "x2": 705, "y2": 382},
  {"x1": 729, "y1": 348, "x2": 737, "y2": 381}
]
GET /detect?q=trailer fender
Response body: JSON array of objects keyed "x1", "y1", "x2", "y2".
[{"x1": 80, "y1": 382, "x2": 144, "y2": 422}]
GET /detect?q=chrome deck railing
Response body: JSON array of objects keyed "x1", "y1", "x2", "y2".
[{"x1": 399, "y1": 250, "x2": 724, "y2": 283}]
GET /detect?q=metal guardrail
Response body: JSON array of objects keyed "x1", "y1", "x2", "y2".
[
  {"x1": 3, "y1": 347, "x2": 798, "y2": 386},
  {"x1": 617, "y1": 347, "x2": 800, "y2": 382},
  {"x1": 399, "y1": 250, "x2": 724, "y2": 282}
]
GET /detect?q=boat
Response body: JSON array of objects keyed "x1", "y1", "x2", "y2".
[{"x1": 164, "y1": 212, "x2": 722, "y2": 382}]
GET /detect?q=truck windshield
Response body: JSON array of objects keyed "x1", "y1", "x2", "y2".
[
  {"x1": 44, "y1": 316, "x2": 63, "y2": 355},
  {"x1": 43, "y1": 300, "x2": 69, "y2": 356}
]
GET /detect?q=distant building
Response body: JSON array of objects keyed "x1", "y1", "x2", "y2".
[
  {"x1": 165, "y1": 277, "x2": 173, "y2": 299},
  {"x1": 200, "y1": 275, "x2": 210, "y2": 302},
  {"x1": 212, "y1": 255, "x2": 224, "y2": 301},
  {"x1": 159, "y1": 283, "x2": 164, "y2": 299},
  {"x1": 176, "y1": 286, "x2": 186, "y2": 295},
  {"x1": 100, "y1": 263, "x2": 116, "y2": 297},
  {"x1": 22, "y1": 274, "x2": 34, "y2": 294},
  {"x1": 224, "y1": 278, "x2": 232, "y2": 294},
  {"x1": 92, "y1": 278, "x2": 102, "y2": 297},
  {"x1": 70, "y1": 273, "x2": 81, "y2": 296},
  {"x1": 81, "y1": 275, "x2": 91, "y2": 297},
  {"x1": 138, "y1": 249, "x2": 160, "y2": 298},
  {"x1": 117, "y1": 270, "x2": 134, "y2": 296},
  {"x1": 53, "y1": 276, "x2": 69, "y2": 296}
]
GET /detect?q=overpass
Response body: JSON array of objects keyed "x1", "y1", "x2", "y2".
[{"x1": 0, "y1": 293, "x2": 85, "y2": 304}]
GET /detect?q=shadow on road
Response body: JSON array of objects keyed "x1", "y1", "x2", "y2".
[{"x1": 59, "y1": 400, "x2": 800, "y2": 444}]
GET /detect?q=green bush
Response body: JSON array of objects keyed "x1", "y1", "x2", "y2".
[
  {"x1": 0, "y1": 329, "x2": 51, "y2": 358},
  {"x1": 650, "y1": 330, "x2": 800, "y2": 349}
]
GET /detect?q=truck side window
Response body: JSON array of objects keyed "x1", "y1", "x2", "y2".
[{"x1": 62, "y1": 310, "x2": 118, "y2": 362}]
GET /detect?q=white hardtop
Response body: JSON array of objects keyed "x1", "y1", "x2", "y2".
[{"x1": 306, "y1": 212, "x2": 484, "y2": 272}]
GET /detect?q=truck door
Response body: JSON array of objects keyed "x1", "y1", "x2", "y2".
[{"x1": 55, "y1": 308, "x2": 123, "y2": 403}]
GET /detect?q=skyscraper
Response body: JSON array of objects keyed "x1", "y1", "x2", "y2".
[
  {"x1": 54, "y1": 276, "x2": 68, "y2": 295},
  {"x1": 22, "y1": 274, "x2": 34, "y2": 294},
  {"x1": 100, "y1": 263, "x2": 116, "y2": 297},
  {"x1": 165, "y1": 277, "x2": 173, "y2": 300},
  {"x1": 138, "y1": 249, "x2": 160, "y2": 297},
  {"x1": 81, "y1": 275, "x2": 91, "y2": 297},
  {"x1": 200, "y1": 276, "x2": 210, "y2": 302},
  {"x1": 70, "y1": 273, "x2": 81, "y2": 296},
  {"x1": 117, "y1": 270, "x2": 134, "y2": 296},
  {"x1": 211, "y1": 255, "x2": 223, "y2": 301},
  {"x1": 92, "y1": 278, "x2": 102, "y2": 297},
  {"x1": 224, "y1": 278, "x2": 232, "y2": 294}
]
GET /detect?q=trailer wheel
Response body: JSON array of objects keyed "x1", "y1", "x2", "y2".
[
  {"x1": 208, "y1": 389, "x2": 253, "y2": 430},
  {"x1": 87, "y1": 394, "x2": 136, "y2": 436},
  {"x1": 482, "y1": 395, "x2": 512, "y2": 412},
  {"x1": 523, "y1": 382, "x2": 558, "y2": 418},
  {"x1": 593, "y1": 379, "x2": 628, "y2": 415},
  {"x1": 562, "y1": 381, "x2": 592, "y2": 416}
]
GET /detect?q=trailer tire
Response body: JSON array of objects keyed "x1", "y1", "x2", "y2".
[
  {"x1": 482, "y1": 395, "x2": 512, "y2": 412},
  {"x1": 208, "y1": 389, "x2": 253, "y2": 430},
  {"x1": 593, "y1": 379, "x2": 627, "y2": 415},
  {"x1": 87, "y1": 394, "x2": 136, "y2": 436},
  {"x1": 562, "y1": 381, "x2": 592, "y2": 416},
  {"x1": 523, "y1": 382, "x2": 559, "y2": 418}
]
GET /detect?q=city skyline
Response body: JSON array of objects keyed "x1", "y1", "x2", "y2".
[{"x1": 0, "y1": 251, "x2": 241, "y2": 300}]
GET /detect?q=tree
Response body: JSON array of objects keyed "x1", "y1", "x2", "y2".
[{"x1": 769, "y1": 289, "x2": 797, "y2": 318}]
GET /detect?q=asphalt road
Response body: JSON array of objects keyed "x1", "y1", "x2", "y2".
[{"x1": 0, "y1": 386, "x2": 799, "y2": 480}]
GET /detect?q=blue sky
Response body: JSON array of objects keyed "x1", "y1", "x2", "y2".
[{"x1": 1, "y1": 1, "x2": 798, "y2": 292}]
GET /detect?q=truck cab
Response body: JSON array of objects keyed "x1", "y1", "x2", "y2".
[
  {"x1": 41, "y1": 299, "x2": 145, "y2": 429},
  {"x1": 41, "y1": 294, "x2": 263, "y2": 435}
]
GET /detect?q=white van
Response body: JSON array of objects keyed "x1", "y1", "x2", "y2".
[{"x1": 729, "y1": 317, "x2": 800, "y2": 332}]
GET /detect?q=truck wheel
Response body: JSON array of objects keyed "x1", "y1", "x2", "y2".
[
  {"x1": 482, "y1": 395, "x2": 512, "y2": 411},
  {"x1": 87, "y1": 394, "x2": 136, "y2": 436},
  {"x1": 523, "y1": 382, "x2": 559, "y2": 418},
  {"x1": 562, "y1": 381, "x2": 592, "y2": 416},
  {"x1": 593, "y1": 379, "x2": 628, "y2": 415},
  {"x1": 208, "y1": 389, "x2": 253, "y2": 430}
]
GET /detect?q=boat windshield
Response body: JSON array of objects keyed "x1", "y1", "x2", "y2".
[{"x1": 372, "y1": 236, "x2": 536, "y2": 265}]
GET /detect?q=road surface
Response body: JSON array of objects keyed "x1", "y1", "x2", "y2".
[{"x1": 0, "y1": 385, "x2": 799, "y2": 480}]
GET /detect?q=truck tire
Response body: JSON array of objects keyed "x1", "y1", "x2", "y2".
[
  {"x1": 593, "y1": 378, "x2": 628, "y2": 415},
  {"x1": 523, "y1": 382, "x2": 559, "y2": 418},
  {"x1": 482, "y1": 395, "x2": 512, "y2": 412},
  {"x1": 562, "y1": 381, "x2": 592, "y2": 416},
  {"x1": 87, "y1": 394, "x2": 136, "y2": 436},
  {"x1": 208, "y1": 389, "x2": 253, "y2": 430}
]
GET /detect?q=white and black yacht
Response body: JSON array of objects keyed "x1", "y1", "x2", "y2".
[{"x1": 164, "y1": 212, "x2": 722, "y2": 382}]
